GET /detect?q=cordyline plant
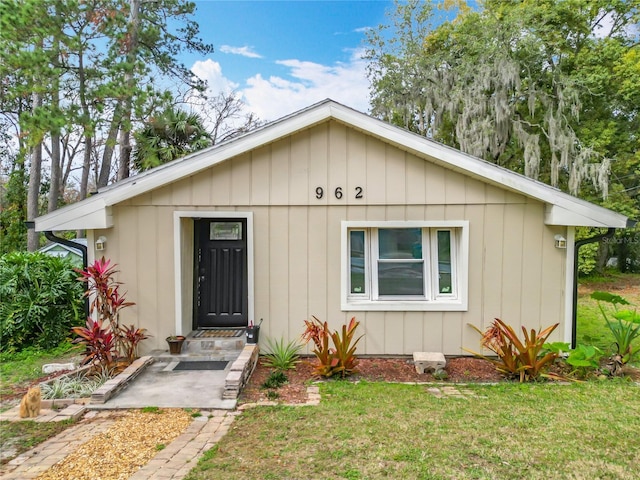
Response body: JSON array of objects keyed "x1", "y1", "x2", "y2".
[
  {"x1": 71, "y1": 317, "x2": 116, "y2": 367},
  {"x1": 302, "y1": 316, "x2": 362, "y2": 378},
  {"x1": 591, "y1": 291, "x2": 640, "y2": 367},
  {"x1": 74, "y1": 257, "x2": 147, "y2": 367},
  {"x1": 465, "y1": 318, "x2": 561, "y2": 382}
]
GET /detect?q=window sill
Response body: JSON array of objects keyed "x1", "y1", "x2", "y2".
[{"x1": 341, "y1": 299, "x2": 468, "y2": 312}]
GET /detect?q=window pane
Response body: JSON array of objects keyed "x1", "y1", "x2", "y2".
[
  {"x1": 378, "y1": 262, "x2": 424, "y2": 295},
  {"x1": 378, "y1": 228, "x2": 422, "y2": 259},
  {"x1": 437, "y1": 230, "x2": 452, "y2": 294},
  {"x1": 350, "y1": 231, "x2": 366, "y2": 294},
  {"x1": 210, "y1": 222, "x2": 242, "y2": 240}
]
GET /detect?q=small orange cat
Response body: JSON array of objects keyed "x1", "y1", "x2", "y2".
[{"x1": 19, "y1": 386, "x2": 42, "y2": 418}]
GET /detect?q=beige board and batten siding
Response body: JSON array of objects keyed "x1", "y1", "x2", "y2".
[{"x1": 97, "y1": 120, "x2": 567, "y2": 355}]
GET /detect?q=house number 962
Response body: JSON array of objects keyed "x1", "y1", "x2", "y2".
[{"x1": 315, "y1": 186, "x2": 364, "y2": 200}]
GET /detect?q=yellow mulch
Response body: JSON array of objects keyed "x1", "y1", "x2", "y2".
[{"x1": 36, "y1": 409, "x2": 192, "y2": 480}]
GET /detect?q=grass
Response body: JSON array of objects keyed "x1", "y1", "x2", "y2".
[
  {"x1": 0, "y1": 342, "x2": 80, "y2": 464},
  {"x1": 185, "y1": 381, "x2": 640, "y2": 480},
  {"x1": 0, "y1": 341, "x2": 80, "y2": 397},
  {"x1": 0, "y1": 420, "x2": 75, "y2": 465},
  {"x1": 576, "y1": 272, "x2": 640, "y2": 360}
]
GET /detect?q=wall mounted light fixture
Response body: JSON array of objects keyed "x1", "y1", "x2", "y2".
[
  {"x1": 95, "y1": 236, "x2": 107, "y2": 251},
  {"x1": 554, "y1": 234, "x2": 567, "y2": 249}
]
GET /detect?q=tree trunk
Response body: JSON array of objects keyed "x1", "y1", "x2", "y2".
[
  {"x1": 596, "y1": 239, "x2": 610, "y2": 275},
  {"x1": 48, "y1": 132, "x2": 61, "y2": 212},
  {"x1": 116, "y1": 0, "x2": 140, "y2": 182},
  {"x1": 97, "y1": 107, "x2": 120, "y2": 188},
  {"x1": 117, "y1": 127, "x2": 131, "y2": 181},
  {"x1": 27, "y1": 92, "x2": 43, "y2": 252},
  {"x1": 79, "y1": 134, "x2": 92, "y2": 200},
  {"x1": 48, "y1": 15, "x2": 61, "y2": 213}
]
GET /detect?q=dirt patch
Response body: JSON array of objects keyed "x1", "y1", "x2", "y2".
[
  {"x1": 239, "y1": 356, "x2": 503, "y2": 405},
  {"x1": 578, "y1": 275, "x2": 640, "y2": 299}
]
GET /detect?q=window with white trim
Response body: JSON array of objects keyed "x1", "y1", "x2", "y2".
[{"x1": 342, "y1": 221, "x2": 469, "y2": 311}]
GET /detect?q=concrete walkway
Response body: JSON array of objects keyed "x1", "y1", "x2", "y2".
[
  {"x1": 0, "y1": 410, "x2": 238, "y2": 480},
  {"x1": 94, "y1": 358, "x2": 237, "y2": 410}
]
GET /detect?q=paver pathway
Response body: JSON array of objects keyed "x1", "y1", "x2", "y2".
[{"x1": 0, "y1": 410, "x2": 237, "y2": 480}]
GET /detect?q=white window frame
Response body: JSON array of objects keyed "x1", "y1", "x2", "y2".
[{"x1": 341, "y1": 221, "x2": 469, "y2": 311}]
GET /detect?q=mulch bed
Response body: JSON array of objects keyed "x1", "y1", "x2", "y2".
[{"x1": 239, "y1": 356, "x2": 503, "y2": 405}]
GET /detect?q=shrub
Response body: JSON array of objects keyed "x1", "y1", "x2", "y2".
[
  {"x1": 262, "y1": 370, "x2": 288, "y2": 389},
  {"x1": 119, "y1": 324, "x2": 151, "y2": 364},
  {"x1": 466, "y1": 318, "x2": 560, "y2": 382},
  {"x1": 566, "y1": 344, "x2": 603, "y2": 379},
  {"x1": 71, "y1": 318, "x2": 116, "y2": 367},
  {"x1": 75, "y1": 257, "x2": 145, "y2": 367},
  {"x1": 41, "y1": 366, "x2": 111, "y2": 399},
  {"x1": 0, "y1": 252, "x2": 84, "y2": 352},
  {"x1": 302, "y1": 316, "x2": 362, "y2": 378},
  {"x1": 262, "y1": 337, "x2": 302, "y2": 371},
  {"x1": 590, "y1": 291, "x2": 640, "y2": 365}
]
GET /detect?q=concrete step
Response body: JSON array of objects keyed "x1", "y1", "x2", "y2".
[
  {"x1": 149, "y1": 350, "x2": 241, "y2": 363},
  {"x1": 184, "y1": 336, "x2": 245, "y2": 354}
]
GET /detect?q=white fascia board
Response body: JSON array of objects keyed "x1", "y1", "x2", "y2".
[
  {"x1": 545, "y1": 204, "x2": 627, "y2": 228},
  {"x1": 35, "y1": 198, "x2": 113, "y2": 231}
]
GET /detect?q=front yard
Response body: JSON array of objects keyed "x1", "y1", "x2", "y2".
[{"x1": 186, "y1": 381, "x2": 640, "y2": 480}]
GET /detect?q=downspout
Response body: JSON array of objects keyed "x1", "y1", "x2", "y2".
[
  {"x1": 572, "y1": 228, "x2": 615, "y2": 348},
  {"x1": 43, "y1": 230, "x2": 90, "y2": 320}
]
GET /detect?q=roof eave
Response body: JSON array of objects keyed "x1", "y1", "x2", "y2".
[
  {"x1": 33, "y1": 100, "x2": 631, "y2": 231},
  {"x1": 35, "y1": 200, "x2": 113, "y2": 231},
  {"x1": 545, "y1": 204, "x2": 628, "y2": 228}
]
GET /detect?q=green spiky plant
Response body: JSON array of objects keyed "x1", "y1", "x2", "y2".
[{"x1": 262, "y1": 337, "x2": 302, "y2": 371}]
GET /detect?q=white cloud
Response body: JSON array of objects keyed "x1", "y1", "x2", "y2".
[
  {"x1": 219, "y1": 45, "x2": 263, "y2": 59},
  {"x1": 190, "y1": 49, "x2": 371, "y2": 124},
  {"x1": 242, "y1": 49, "x2": 371, "y2": 121},
  {"x1": 191, "y1": 59, "x2": 238, "y2": 93}
]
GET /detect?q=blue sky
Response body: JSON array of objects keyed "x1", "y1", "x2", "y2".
[{"x1": 186, "y1": 1, "x2": 394, "y2": 121}]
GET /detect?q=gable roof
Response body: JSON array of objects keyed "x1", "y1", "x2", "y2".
[
  {"x1": 39, "y1": 238, "x2": 86, "y2": 257},
  {"x1": 35, "y1": 99, "x2": 630, "y2": 231}
]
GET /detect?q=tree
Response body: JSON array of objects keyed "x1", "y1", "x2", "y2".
[
  {"x1": 196, "y1": 91, "x2": 262, "y2": 144},
  {"x1": 133, "y1": 106, "x2": 211, "y2": 171},
  {"x1": 0, "y1": 0, "x2": 214, "y2": 251},
  {"x1": 366, "y1": 0, "x2": 640, "y2": 198}
]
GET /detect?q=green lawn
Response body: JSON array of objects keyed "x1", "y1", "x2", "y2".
[
  {"x1": 576, "y1": 272, "x2": 640, "y2": 358},
  {"x1": 186, "y1": 381, "x2": 640, "y2": 480},
  {"x1": 0, "y1": 342, "x2": 80, "y2": 398}
]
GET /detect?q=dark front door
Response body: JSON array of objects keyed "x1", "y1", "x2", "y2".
[{"x1": 194, "y1": 218, "x2": 248, "y2": 328}]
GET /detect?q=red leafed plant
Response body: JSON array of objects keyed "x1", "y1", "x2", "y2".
[
  {"x1": 119, "y1": 324, "x2": 150, "y2": 364},
  {"x1": 77, "y1": 257, "x2": 135, "y2": 332},
  {"x1": 75, "y1": 257, "x2": 146, "y2": 367},
  {"x1": 465, "y1": 318, "x2": 560, "y2": 382},
  {"x1": 302, "y1": 316, "x2": 363, "y2": 378},
  {"x1": 71, "y1": 318, "x2": 116, "y2": 367}
]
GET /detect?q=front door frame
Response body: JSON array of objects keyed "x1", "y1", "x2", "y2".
[{"x1": 173, "y1": 211, "x2": 254, "y2": 336}]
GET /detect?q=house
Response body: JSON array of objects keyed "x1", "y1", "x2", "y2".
[
  {"x1": 34, "y1": 100, "x2": 631, "y2": 355},
  {"x1": 38, "y1": 238, "x2": 87, "y2": 268}
]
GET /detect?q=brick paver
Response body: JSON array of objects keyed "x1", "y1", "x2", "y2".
[
  {"x1": 1, "y1": 384, "x2": 321, "y2": 480},
  {"x1": 0, "y1": 410, "x2": 237, "y2": 480}
]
